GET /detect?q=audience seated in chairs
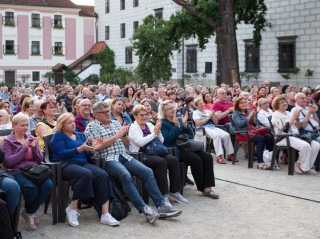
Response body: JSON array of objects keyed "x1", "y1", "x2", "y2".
[
  {"x1": 0, "y1": 109, "x2": 12, "y2": 130},
  {"x1": 232, "y1": 97, "x2": 274, "y2": 170},
  {"x1": 84, "y1": 101, "x2": 182, "y2": 224},
  {"x1": 193, "y1": 97, "x2": 234, "y2": 164},
  {"x1": 3, "y1": 113, "x2": 52, "y2": 231},
  {"x1": 74, "y1": 99, "x2": 94, "y2": 133},
  {"x1": 257, "y1": 98, "x2": 273, "y2": 128},
  {"x1": 110, "y1": 98, "x2": 132, "y2": 126},
  {"x1": 50, "y1": 113, "x2": 120, "y2": 227},
  {"x1": 271, "y1": 95, "x2": 319, "y2": 175},
  {"x1": 159, "y1": 100, "x2": 219, "y2": 200},
  {"x1": 129, "y1": 105, "x2": 188, "y2": 204}
]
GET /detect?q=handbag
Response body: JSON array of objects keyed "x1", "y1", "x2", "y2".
[
  {"x1": 143, "y1": 137, "x2": 169, "y2": 157},
  {"x1": 109, "y1": 183, "x2": 131, "y2": 221},
  {"x1": 21, "y1": 165, "x2": 52, "y2": 187},
  {"x1": 176, "y1": 134, "x2": 204, "y2": 152},
  {"x1": 293, "y1": 133, "x2": 315, "y2": 145},
  {"x1": 247, "y1": 126, "x2": 269, "y2": 141}
]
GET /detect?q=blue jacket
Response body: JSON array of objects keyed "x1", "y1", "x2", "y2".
[
  {"x1": 111, "y1": 112, "x2": 132, "y2": 125},
  {"x1": 232, "y1": 110, "x2": 258, "y2": 131},
  {"x1": 50, "y1": 132, "x2": 91, "y2": 163},
  {"x1": 161, "y1": 118, "x2": 194, "y2": 147}
]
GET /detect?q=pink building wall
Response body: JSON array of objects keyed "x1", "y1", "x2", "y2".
[
  {"x1": 65, "y1": 18, "x2": 76, "y2": 60},
  {"x1": 17, "y1": 15, "x2": 29, "y2": 59},
  {"x1": 43, "y1": 17, "x2": 52, "y2": 60},
  {"x1": 0, "y1": 14, "x2": 2, "y2": 59},
  {"x1": 83, "y1": 19, "x2": 95, "y2": 53}
]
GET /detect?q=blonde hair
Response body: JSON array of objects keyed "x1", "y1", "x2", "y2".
[
  {"x1": 194, "y1": 96, "x2": 203, "y2": 106},
  {"x1": 158, "y1": 100, "x2": 174, "y2": 120},
  {"x1": 11, "y1": 112, "x2": 29, "y2": 125},
  {"x1": 132, "y1": 105, "x2": 147, "y2": 116},
  {"x1": 0, "y1": 109, "x2": 10, "y2": 124},
  {"x1": 54, "y1": 113, "x2": 74, "y2": 132}
]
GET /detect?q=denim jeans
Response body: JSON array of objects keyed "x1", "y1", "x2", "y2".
[
  {"x1": 14, "y1": 173, "x2": 52, "y2": 214},
  {"x1": 106, "y1": 157, "x2": 164, "y2": 213},
  {"x1": 1, "y1": 177, "x2": 20, "y2": 215}
]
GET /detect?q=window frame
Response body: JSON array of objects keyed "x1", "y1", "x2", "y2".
[
  {"x1": 186, "y1": 46, "x2": 197, "y2": 73},
  {"x1": 120, "y1": 0, "x2": 125, "y2": 10},
  {"x1": 32, "y1": 71, "x2": 40, "y2": 82},
  {"x1": 125, "y1": 47, "x2": 133, "y2": 64},
  {"x1": 154, "y1": 8, "x2": 163, "y2": 19},
  {"x1": 31, "y1": 13, "x2": 41, "y2": 28},
  {"x1": 31, "y1": 41, "x2": 40, "y2": 55},
  {"x1": 53, "y1": 42, "x2": 64, "y2": 55},
  {"x1": 105, "y1": 26, "x2": 110, "y2": 40},
  {"x1": 120, "y1": 23, "x2": 126, "y2": 38},
  {"x1": 277, "y1": 36, "x2": 297, "y2": 73},
  {"x1": 4, "y1": 40, "x2": 16, "y2": 55},
  {"x1": 244, "y1": 40, "x2": 260, "y2": 73},
  {"x1": 105, "y1": 0, "x2": 110, "y2": 13},
  {"x1": 3, "y1": 12, "x2": 15, "y2": 26},
  {"x1": 133, "y1": 0, "x2": 139, "y2": 7},
  {"x1": 205, "y1": 62, "x2": 213, "y2": 74},
  {"x1": 133, "y1": 21, "x2": 139, "y2": 33},
  {"x1": 53, "y1": 15, "x2": 63, "y2": 29}
]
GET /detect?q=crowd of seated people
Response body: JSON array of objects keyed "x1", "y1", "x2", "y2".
[{"x1": 1, "y1": 79, "x2": 320, "y2": 236}]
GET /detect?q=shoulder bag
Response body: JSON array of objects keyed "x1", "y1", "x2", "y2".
[
  {"x1": 21, "y1": 165, "x2": 52, "y2": 187},
  {"x1": 176, "y1": 133, "x2": 204, "y2": 152}
]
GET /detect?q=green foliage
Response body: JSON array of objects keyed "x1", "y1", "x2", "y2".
[
  {"x1": 64, "y1": 69, "x2": 79, "y2": 85},
  {"x1": 305, "y1": 69, "x2": 314, "y2": 78},
  {"x1": 94, "y1": 47, "x2": 116, "y2": 76},
  {"x1": 281, "y1": 73, "x2": 291, "y2": 80},
  {"x1": 290, "y1": 67, "x2": 300, "y2": 75},
  {"x1": 101, "y1": 68, "x2": 135, "y2": 87},
  {"x1": 132, "y1": 15, "x2": 174, "y2": 85},
  {"x1": 85, "y1": 74, "x2": 100, "y2": 85}
]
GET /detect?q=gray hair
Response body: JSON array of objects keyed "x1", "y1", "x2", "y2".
[
  {"x1": 33, "y1": 99, "x2": 44, "y2": 109},
  {"x1": 295, "y1": 92, "x2": 305, "y2": 100},
  {"x1": 92, "y1": 101, "x2": 109, "y2": 114},
  {"x1": 158, "y1": 100, "x2": 175, "y2": 120}
]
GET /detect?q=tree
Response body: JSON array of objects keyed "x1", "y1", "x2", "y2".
[
  {"x1": 45, "y1": 71, "x2": 55, "y2": 85},
  {"x1": 64, "y1": 69, "x2": 79, "y2": 85},
  {"x1": 170, "y1": 0, "x2": 268, "y2": 86},
  {"x1": 132, "y1": 15, "x2": 175, "y2": 85},
  {"x1": 94, "y1": 47, "x2": 116, "y2": 78}
]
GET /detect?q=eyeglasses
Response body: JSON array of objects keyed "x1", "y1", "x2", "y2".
[
  {"x1": 97, "y1": 110, "x2": 110, "y2": 115},
  {"x1": 80, "y1": 104, "x2": 92, "y2": 107},
  {"x1": 165, "y1": 107, "x2": 175, "y2": 111},
  {"x1": 138, "y1": 113, "x2": 148, "y2": 117}
]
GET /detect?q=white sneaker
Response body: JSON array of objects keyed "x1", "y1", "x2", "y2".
[
  {"x1": 100, "y1": 213, "x2": 120, "y2": 226},
  {"x1": 163, "y1": 196, "x2": 172, "y2": 207},
  {"x1": 168, "y1": 192, "x2": 189, "y2": 204},
  {"x1": 65, "y1": 206, "x2": 80, "y2": 227}
]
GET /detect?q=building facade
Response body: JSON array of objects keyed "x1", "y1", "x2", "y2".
[
  {"x1": 95, "y1": 0, "x2": 320, "y2": 87},
  {"x1": 0, "y1": 0, "x2": 96, "y2": 85}
]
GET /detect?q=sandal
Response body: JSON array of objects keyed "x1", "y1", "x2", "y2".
[
  {"x1": 202, "y1": 190, "x2": 219, "y2": 199},
  {"x1": 216, "y1": 156, "x2": 226, "y2": 164},
  {"x1": 257, "y1": 163, "x2": 271, "y2": 170},
  {"x1": 227, "y1": 155, "x2": 238, "y2": 162}
]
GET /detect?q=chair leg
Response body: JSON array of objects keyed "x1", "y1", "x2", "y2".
[
  {"x1": 315, "y1": 152, "x2": 320, "y2": 172},
  {"x1": 13, "y1": 193, "x2": 22, "y2": 232},
  {"x1": 233, "y1": 141, "x2": 239, "y2": 165},
  {"x1": 271, "y1": 147, "x2": 278, "y2": 171},
  {"x1": 287, "y1": 148, "x2": 296, "y2": 175},
  {"x1": 248, "y1": 142, "x2": 254, "y2": 168},
  {"x1": 180, "y1": 162, "x2": 187, "y2": 195}
]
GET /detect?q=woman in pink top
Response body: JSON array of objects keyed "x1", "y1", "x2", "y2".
[{"x1": 202, "y1": 92, "x2": 214, "y2": 110}]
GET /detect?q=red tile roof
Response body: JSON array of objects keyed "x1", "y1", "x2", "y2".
[
  {"x1": 68, "y1": 41, "x2": 107, "y2": 69},
  {"x1": 78, "y1": 5, "x2": 97, "y2": 18},
  {"x1": 52, "y1": 63, "x2": 68, "y2": 71},
  {"x1": 0, "y1": 0, "x2": 78, "y2": 8}
]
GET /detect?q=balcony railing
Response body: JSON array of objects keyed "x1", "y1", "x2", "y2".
[
  {"x1": 51, "y1": 19, "x2": 65, "y2": 29},
  {"x1": 2, "y1": 16, "x2": 17, "y2": 27},
  {"x1": 3, "y1": 45, "x2": 18, "y2": 55}
]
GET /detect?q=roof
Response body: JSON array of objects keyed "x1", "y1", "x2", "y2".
[
  {"x1": 78, "y1": 5, "x2": 97, "y2": 18},
  {"x1": 68, "y1": 41, "x2": 107, "y2": 69},
  {"x1": 0, "y1": 0, "x2": 78, "y2": 9},
  {"x1": 52, "y1": 63, "x2": 68, "y2": 71}
]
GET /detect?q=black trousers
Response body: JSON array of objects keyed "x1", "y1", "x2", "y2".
[
  {"x1": 61, "y1": 162, "x2": 113, "y2": 207},
  {"x1": 179, "y1": 150, "x2": 215, "y2": 192},
  {"x1": 143, "y1": 154, "x2": 181, "y2": 195},
  {"x1": 251, "y1": 133, "x2": 274, "y2": 163}
]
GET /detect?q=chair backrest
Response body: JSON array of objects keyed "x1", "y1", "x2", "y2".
[
  {"x1": 267, "y1": 116, "x2": 277, "y2": 136},
  {"x1": 30, "y1": 128, "x2": 36, "y2": 137},
  {"x1": 0, "y1": 129, "x2": 13, "y2": 137},
  {"x1": 43, "y1": 133, "x2": 54, "y2": 163}
]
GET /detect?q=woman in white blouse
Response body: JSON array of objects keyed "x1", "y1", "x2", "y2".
[
  {"x1": 271, "y1": 95, "x2": 319, "y2": 175},
  {"x1": 257, "y1": 98, "x2": 273, "y2": 128}
]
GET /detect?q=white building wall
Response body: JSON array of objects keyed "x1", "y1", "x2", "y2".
[{"x1": 96, "y1": 0, "x2": 320, "y2": 88}]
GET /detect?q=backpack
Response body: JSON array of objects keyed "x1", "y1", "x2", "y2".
[
  {"x1": 109, "y1": 183, "x2": 131, "y2": 221},
  {"x1": 0, "y1": 197, "x2": 22, "y2": 239}
]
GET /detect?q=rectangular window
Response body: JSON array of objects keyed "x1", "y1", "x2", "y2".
[
  {"x1": 205, "y1": 62, "x2": 212, "y2": 74},
  {"x1": 125, "y1": 47, "x2": 133, "y2": 64},
  {"x1": 120, "y1": 23, "x2": 126, "y2": 38},
  {"x1": 186, "y1": 47, "x2": 197, "y2": 73},
  {"x1": 31, "y1": 13, "x2": 41, "y2": 28},
  {"x1": 31, "y1": 41, "x2": 40, "y2": 55},
  {"x1": 120, "y1": 0, "x2": 125, "y2": 10},
  {"x1": 277, "y1": 36, "x2": 297, "y2": 73},
  {"x1": 105, "y1": 26, "x2": 110, "y2": 40},
  {"x1": 53, "y1": 42, "x2": 63, "y2": 55},
  {"x1": 32, "y1": 72, "x2": 40, "y2": 82},
  {"x1": 154, "y1": 8, "x2": 163, "y2": 19},
  {"x1": 244, "y1": 40, "x2": 260, "y2": 72},
  {"x1": 105, "y1": 0, "x2": 110, "y2": 13},
  {"x1": 53, "y1": 15, "x2": 63, "y2": 28},
  {"x1": 133, "y1": 21, "x2": 139, "y2": 33},
  {"x1": 133, "y1": 0, "x2": 139, "y2": 7},
  {"x1": 4, "y1": 40, "x2": 15, "y2": 54},
  {"x1": 4, "y1": 12, "x2": 15, "y2": 26}
]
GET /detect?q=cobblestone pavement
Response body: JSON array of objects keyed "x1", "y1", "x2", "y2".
[{"x1": 20, "y1": 151, "x2": 320, "y2": 239}]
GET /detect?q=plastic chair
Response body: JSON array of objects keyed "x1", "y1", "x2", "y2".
[{"x1": 267, "y1": 116, "x2": 298, "y2": 175}]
